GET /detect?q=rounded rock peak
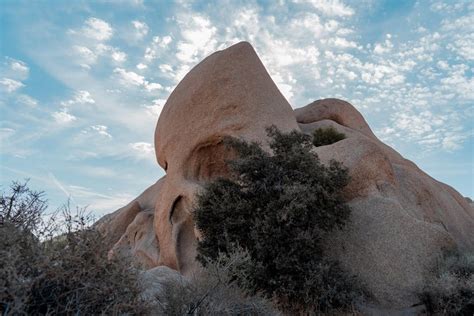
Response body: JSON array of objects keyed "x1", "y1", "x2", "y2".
[{"x1": 154, "y1": 41, "x2": 299, "y2": 171}]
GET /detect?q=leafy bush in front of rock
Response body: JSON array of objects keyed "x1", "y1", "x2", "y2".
[
  {"x1": 194, "y1": 126, "x2": 364, "y2": 313},
  {"x1": 312, "y1": 126, "x2": 346, "y2": 147}
]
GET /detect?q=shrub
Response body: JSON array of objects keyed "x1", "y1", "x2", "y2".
[
  {"x1": 194, "y1": 126, "x2": 364, "y2": 313},
  {"x1": 156, "y1": 248, "x2": 277, "y2": 315},
  {"x1": 420, "y1": 250, "x2": 474, "y2": 315},
  {"x1": 312, "y1": 126, "x2": 346, "y2": 147},
  {"x1": 0, "y1": 181, "x2": 148, "y2": 315}
]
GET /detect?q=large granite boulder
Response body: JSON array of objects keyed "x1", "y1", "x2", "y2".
[
  {"x1": 296, "y1": 99, "x2": 474, "y2": 306},
  {"x1": 153, "y1": 41, "x2": 299, "y2": 276},
  {"x1": 96, "y1": 42, "x2": 474, "y2": 309}
]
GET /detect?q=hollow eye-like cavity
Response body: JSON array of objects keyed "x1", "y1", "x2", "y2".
[
  {"x1": 169, "y1": 195, "x2": 183, "y2": 225},
  {"x1": 168, "y1": 195, "x2": 197, "y2": 274},
  {"x1": 184, "y1": 139, "x2": 235, "y2": 183}
]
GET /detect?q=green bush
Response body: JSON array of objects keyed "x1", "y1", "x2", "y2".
[
  {"x1": 312, "y1": 126, "x2": 346, "y2": 147},
  {"x1": 0, "y1": 182, "x2": 148, "y2": 315},
  {"x1": 420, "y1": 250, "x2": 474, "y2": 315},
  {"x1": 194, "y1": 126, "x2": 364, "y2": 313}
]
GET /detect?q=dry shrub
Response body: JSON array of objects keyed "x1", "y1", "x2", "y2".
[
  {"x1": 420, "y1": 250, "x2": 474, "y2": 315},
  {"x1": 0, "y1": 181, "x2": 148, "y2": 315},
  {"x1": 156, "y1": 249, "x2": 278, "y2": 315}
]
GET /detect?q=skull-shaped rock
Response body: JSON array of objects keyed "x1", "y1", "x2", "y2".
[{"x1": 153, "y1": 41, "x2": 300, "y2": 276}]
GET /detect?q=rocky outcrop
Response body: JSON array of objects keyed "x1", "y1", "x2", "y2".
[
  {"x1": 95, "y1": 179, "x2": 163, "y2": 268},
  {"x1": 97, "y1": 41, "x2": 474, "y2": 308},
  {"x1": 297, "y1": 98, "x2": 473, "y2": 306},
  {"x1": 153, "y1": 41, "x2": 299, "y2": 276}
]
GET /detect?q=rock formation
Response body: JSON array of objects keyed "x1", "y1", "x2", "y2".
[{"x1": 97, "y1": 41, "x2": 474, "y2": 308}]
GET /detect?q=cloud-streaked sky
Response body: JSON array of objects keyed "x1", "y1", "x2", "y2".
[{"x1": 1, "y1": 0, "x2": 473, "y2": 215}]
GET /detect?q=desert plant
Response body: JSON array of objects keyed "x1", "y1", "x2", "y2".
[
  {"x1": 312, "y1": 126, "x2": 346, "y2": 147},
  {"x1": 194, "y1": 126, "x2": 364, "y2": 313},
  {"x1": 0, "y1": 181, "x2": 148, "y2": 315},
  {"x1": 420, "y1": 250, "x2": 474, "y2": 315},
  {"x1": 156, "y1": 248, "x2": 277, "y2": 315},
  {"x1": 0, "y1": 180, "x2": 47, "y2": 233}
]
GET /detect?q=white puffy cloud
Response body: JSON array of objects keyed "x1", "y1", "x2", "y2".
[
  {"x1": 96, "y1": 44, "x2": 127, "y2": 63},
  {"x1": 74, "y1": 45, "x2": 97, "y2": 65},
  {"x1": 144, "y1": 82, "x2": 162, "y2": 91},
  {"x1": 130, "y1": 142, "x2": 153, "y2": 153},
  {"x1": 0, "y1": 78, "x2": 24, "y2": 93},
  {"x1": 2, "y1": 57, "x2": 29, "y2": 80},
  {"x1": 176, "y1": 15, "x2": 217, "y2": 63},
  {"x1": 62, "y1": 90, "x2": 95, "y2": 106},
  {"x1": 81, "y1": 125, "x2": 112, "y2": 138},
  {"x1": 9, "y1": 59, "x2": 29, "y2": 74},
  {"x1": 373, "y1": 37, "x2": 394, "y2": 54},
  {"x1": 81, "y1": 17, "x2": 113, "y2": 41},
  {"x1": 52, "y1": 110, "x2": 77, "y2": 124},
  {"x1": 132, "y1": 20, "x2": 149, "y2": 39},
  {"x1": 129, "y1": 142, "x2": 155, "y2": 161},
  {"x1": 144, "y1": 98, "x2": 166, "y2": 117},
  {"x1": 144, "y1": 35, "x2": 173, "y2": 61},
  {"x1": 114, "y1": 68, "x2": 163, "y2": 92},
  {"x1": 114, "y1": 67, "x2": 146, "y2": 86}
]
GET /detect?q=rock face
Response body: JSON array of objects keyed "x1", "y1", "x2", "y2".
[
  {"x1": 296, "y1": 99, "x2": 474, "y2": 306},
  {"x1": 95, "y1": 179, "x2": 163, "y2": 268},
  {"x1": 97, "y1": 42, "x2": 474, "y2": 308},
  {"x1": 153, "y1": 41, "x2": 299, "y2": 276}
]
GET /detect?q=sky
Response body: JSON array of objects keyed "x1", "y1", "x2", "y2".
[{"x1": 0, "y1": 0, "x2": 473, "y2": 216}]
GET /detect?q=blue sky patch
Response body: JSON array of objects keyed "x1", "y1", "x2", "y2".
[{"x1": 1, "y1": 0, "x2": 473, "y2": 215}]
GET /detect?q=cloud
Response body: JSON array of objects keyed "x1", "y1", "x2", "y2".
[
  {"x1": 80, "y1": 17, "x2": 113, "y2": 41},
  {"x1": 73, "y1": 45, "x2": 97, "y2": 66},
  {"x1": 2, "y1": 57, "x2": 29, "y2": 80},
  {"x1": 132, "y1": 20, "x2": 149, "y2": 39},
  {"x1": 144, "y1": 98, "x2": 166, "y2": 118},
  {"x1": 130, "y1": 141, "x2": 153, "y2": 153},
  {"x1": 129, "y1": 142, "x2": 155, "y2": 161},
  {"x1": 136, "y1": 63, "x2": 147, "y2": 70},
  {"x1": 17, "y1": 94, "x2": 38, "y2": 107},
  {"x1": 81, "y1": 125, "x2": 112, "y2": 138},
  {"x1": 113, "y1": 67, "x2": 163, "y2": 91},
  {"x1": 52, "y1": 110, "x2": 77, "y2": 124},
  {"x1": 0, "y1": 78, "x2": 24, "y2": 93},
  {"x1": 48, "y1": 172, "x2": 72, "y2": 200},
  {"x1": 176, "y1": 15, "x2": 217, "y2": 63},
  {"x1": 66, "y1": 185, "x2": 134, "y2": 214},
  {"x1": 144, "y1": 35, "x2": 173, "y2": 61},
  {"x1": 62, "y1": 90, "x2": 96, "y2": 106},
  {"x1": 48, "y1": 175, "x2": 135, "y2": 213},
  {"x1": 294, "y1": 0, "x2": 354, "y2": 17},
  {"x1": 96, "y1": 44, "x2": 127, "y2": 62},
  {"x1": 114, "y1": 67, "x2": 146, "y2": 86},
  {"x1": 0, "y1": 127, "x2": 15, "y2": 141},
  {"x1": 373, "y1": 36, "x2": 394, "y2": 54}
]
